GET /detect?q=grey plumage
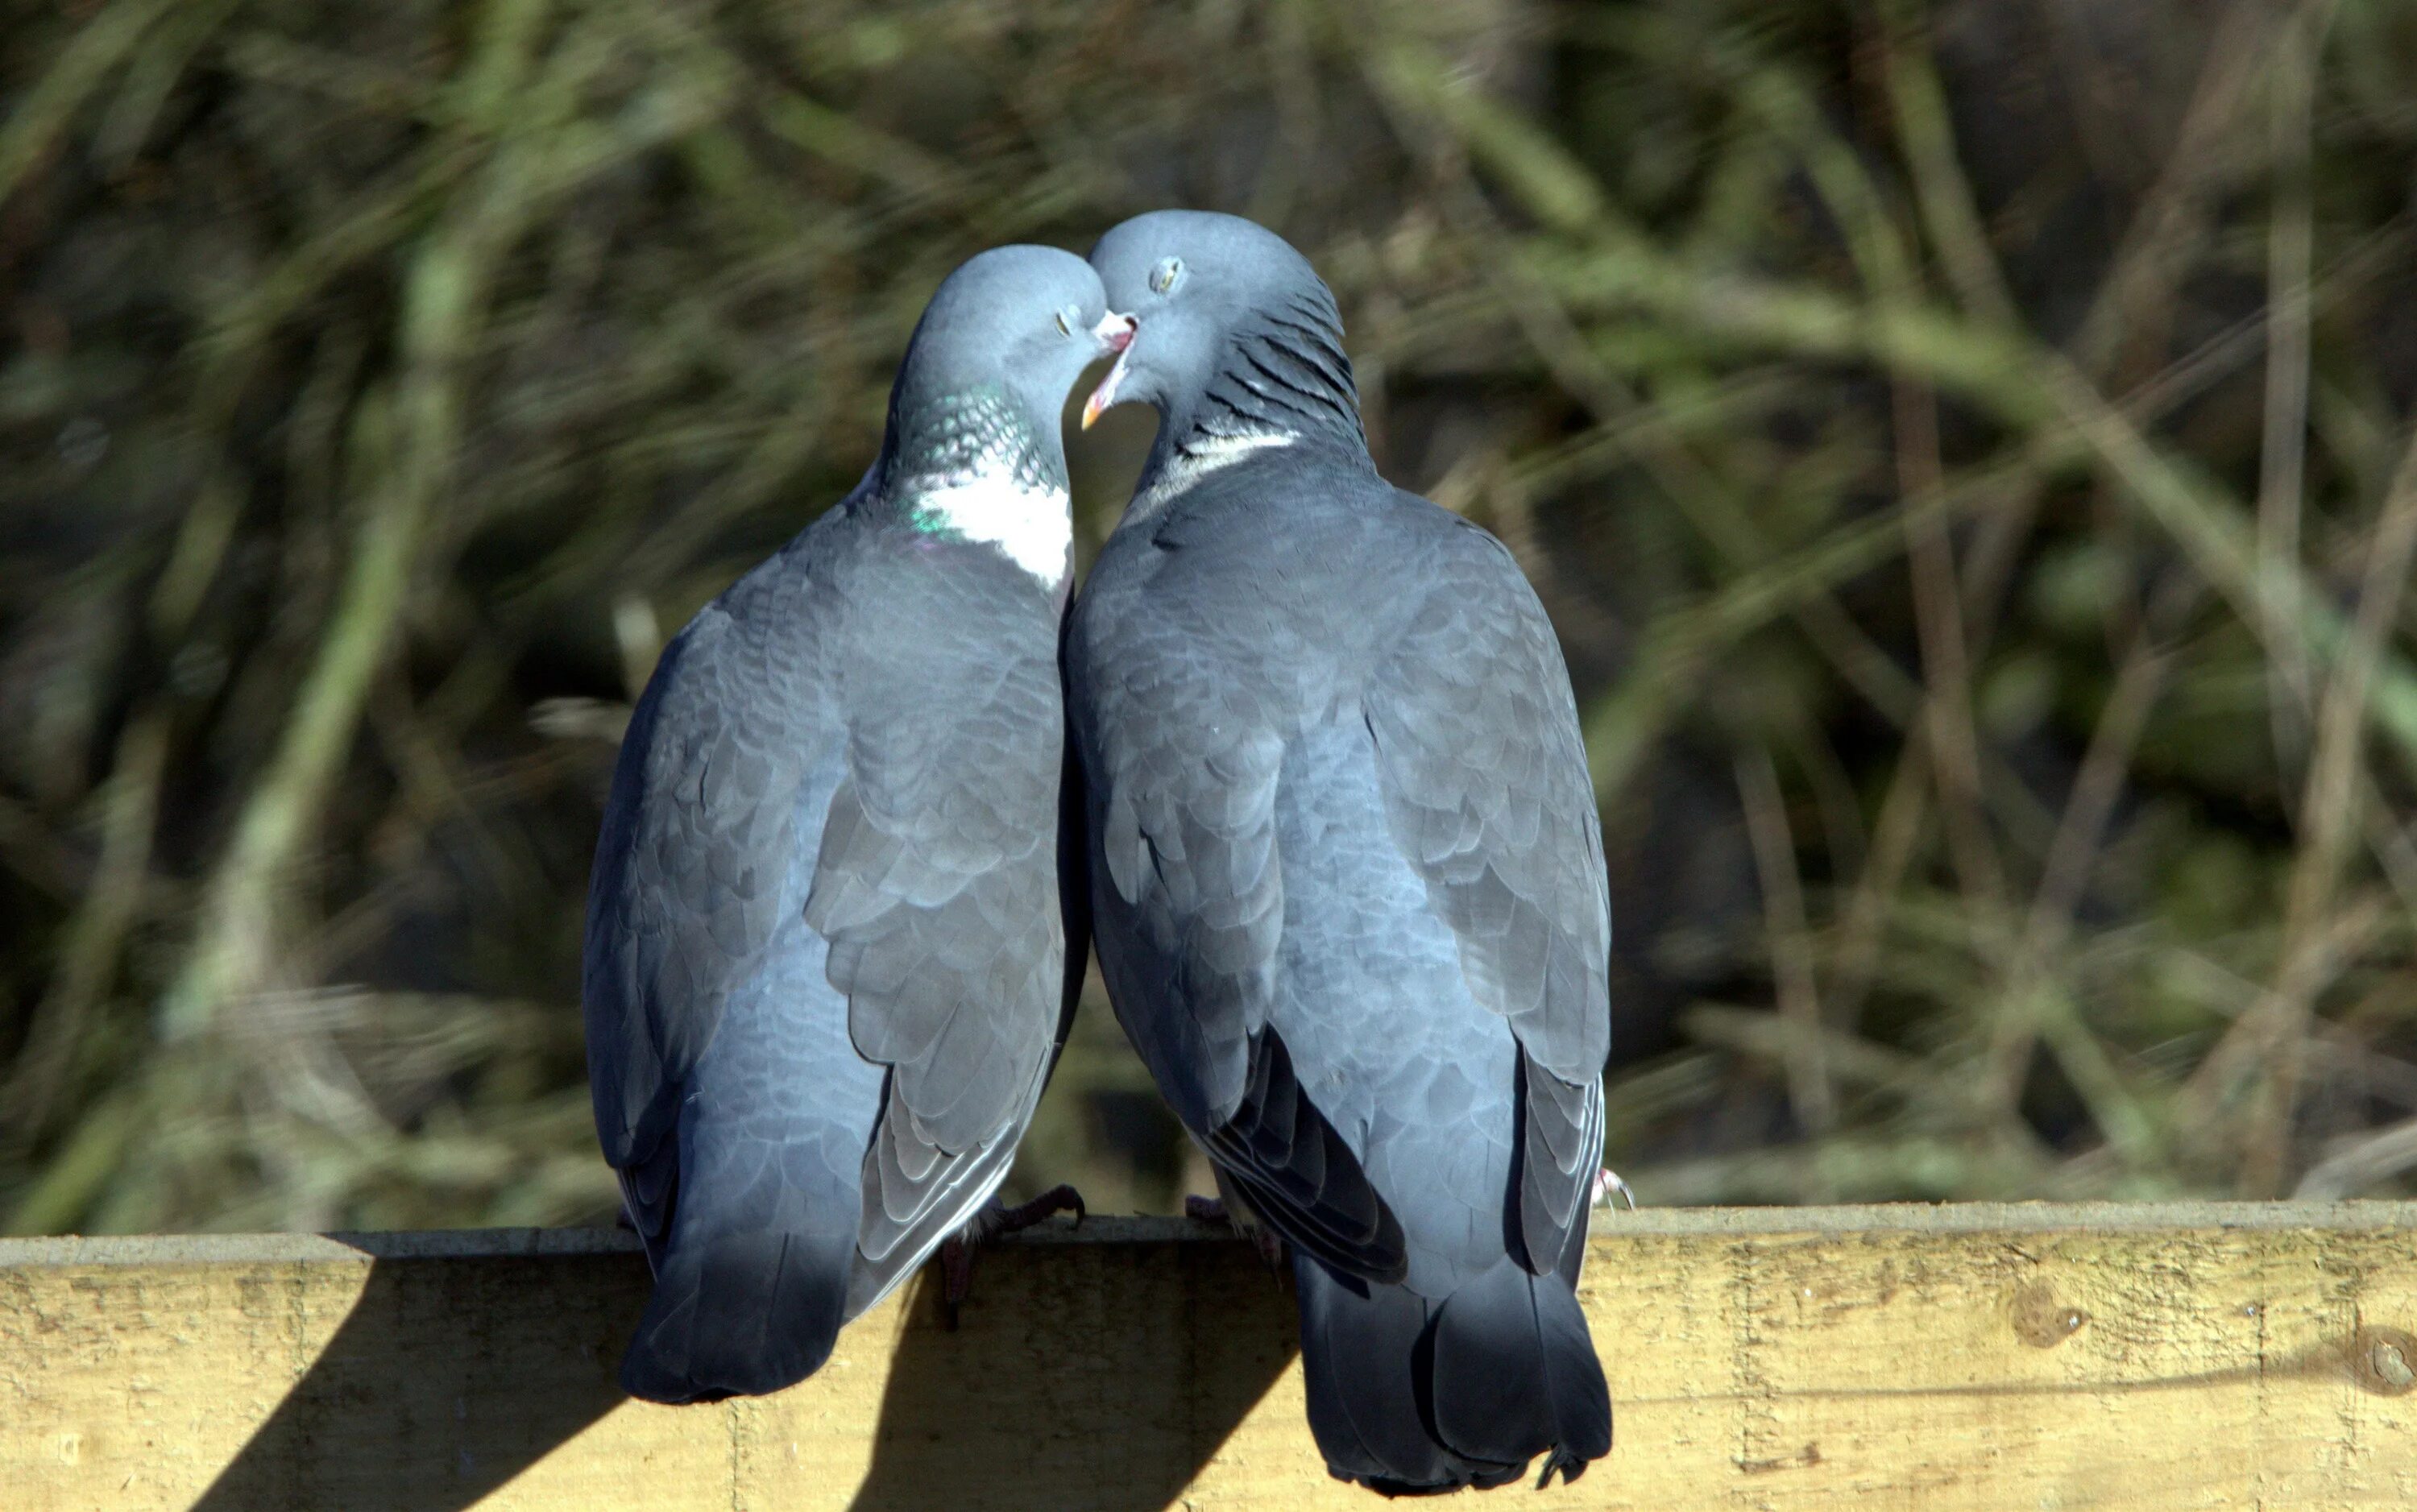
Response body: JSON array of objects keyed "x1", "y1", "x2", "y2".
[
  {"x1": 584, "y1": 246, "x2": 1126, "y2": 1402},
  {"x1": 1068, "y1": 211, "x2": 1613, "y2": 1493}
]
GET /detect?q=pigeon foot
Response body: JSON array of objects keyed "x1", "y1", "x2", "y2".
[
  {"x1": 1591, "y1": 1167, "x2": 1638, "y2": 1211},
  {"x1": 937, "y1": 1184, "x2": 1088, "y2": 1329},
  {"x1": 984, "y1": 1182, "x2": 1086, "y2": 1238},
  {"x1": 1537, "y1": 1446, "x2": 1592, "y2": 1489},
  {"x1": 1184, "y1": 1193, "x2": 1286, "y2": 1270}
]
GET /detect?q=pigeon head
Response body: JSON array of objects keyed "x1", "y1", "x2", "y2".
[
  {"x1": 882, "y1": 245, "x2": 1134, "y2": 490},
  {"x1": 1081, "y1": 211, "x2": 1364, "y2": 462}
]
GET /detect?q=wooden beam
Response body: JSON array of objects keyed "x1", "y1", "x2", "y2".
[{"x1": 7, "y1": 1203, "x2": 2417, "y2": 1509}]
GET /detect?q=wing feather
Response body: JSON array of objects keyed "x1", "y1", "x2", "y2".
[
  {"x1": 1363, "y1": 517, "x2": 1611, "y2": 1279},
  {"x1": 806, "y1": 577, "x2": 1071, "y2": 1311},
  {"x1": 1073, "y1": 582, "x2": 1407, "y2": 1284},
  {"x1": 587, "y1": 532, "x2": 1076, "y2": 1311},
  {"x1": 582, "y1": 594, "x2": 826, "y2": 1253}
]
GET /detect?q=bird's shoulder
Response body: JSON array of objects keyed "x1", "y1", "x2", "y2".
[
  {"x1": 666, "y1": 512, "x2": 852, "y2": 678},
  {"x1": 1083, "y1": 456, "x2": 1400, "y2": 626},
  {"x1": 698, "y1": 503, "x2": 1059, "y2": 706}
]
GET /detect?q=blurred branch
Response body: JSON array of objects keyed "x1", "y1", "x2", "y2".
[
  {"x1": 1366, "y1": 39, "x2": 1616, "y2": 238},
  {"x1": 1874, "y1": 0, "x2": 2017, "y2": 327},
  {"x1": 2, "y1": 712, "x2": 168, "y2": 1145},
  {"x1": 2255, "y1": 0, "x2": 2334, "y2": 793},
  {"x1": 162, "y1": 0, "x2": 737, "y2": 1039},
  {"x1": 5, "y1": 1083, "x2": 143, "y2": 1237},
  {"x1": 1453, "y1": 188, "x2": 1921, "y2": 731},
  {"x1": 2295, "y1": 1116, "x2": 2417, "y2": 1199},
  {"x1": 1376, "y1": 19, "x2": 2417, "y2": 785},
  {"x1": 1894, "y1": 375, "x2": 2005, "y2": 908},
  {"x1": 1735, "y1": 749, "x2": 1835, "y2": 1140},
  {"x1": 0, "y1": 793, "x2": 89, "y2": 903},
  {"x1": 1984, "y1": 573, "x2": 2207, "y2": 1114},
  {"x1": 9, "y1": 0, "x2": 2416, "y2": 1230},
  {"x1": 160, "y1": 188, "x2": 514, "y2": 1038},
  {"x1": 1681, "y1": 1004, "x2": 1915, "y2": 1091},
  {"x1": 0, "y1": 0, "x2": 177, "y2": 208},
  {"x1": 2034, "y1": 357, "x2": 2417, "y2": 782},
  {"x1": 1824, "y1": 731, "x2": 1931, "y2": 1028},
  {"x1": 2068, "y1": 0, "x2": 2277, "y2": 376},
  {"x1": 2230, "y1": 425, "x2": 2417, "y2": 1193}
]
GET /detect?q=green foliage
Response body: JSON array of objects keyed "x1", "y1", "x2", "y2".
[{"x1": 3, "y1": 0, "x2": 2415, "y2": 1234}]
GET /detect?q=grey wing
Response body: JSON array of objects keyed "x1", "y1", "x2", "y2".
[
  {"x1": 584, "y1": 604, "x2": 818, "y2": 1253},
  {"x1": 806, "y1": 627, "x2": 1068, "y2": 1315},
  {"x1": 1075, "y1": 608, "x2": 1406, "y2": 1283},
  {"x1": 1363, "y1": 516, "x2": 1611, "y2": 1280}
]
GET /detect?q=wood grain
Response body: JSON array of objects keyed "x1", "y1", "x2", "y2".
[{"x1": 6, "y1": 1203, "x2": 2417, "y2": 1509}]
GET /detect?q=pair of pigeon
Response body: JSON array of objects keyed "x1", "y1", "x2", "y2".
[{"x1": 582, "y1": 211, "x2": 1615, "y2": 1495}]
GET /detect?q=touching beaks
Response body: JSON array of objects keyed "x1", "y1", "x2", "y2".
[{"x1": 1081, "y1": 313, "x2": 1137, "y2": 430}]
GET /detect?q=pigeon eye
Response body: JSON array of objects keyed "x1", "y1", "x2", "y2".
[
  {"x1": 1054, "y1": 305, "x2": 1076, "y2": 337},
  {"x1": 1149, "y1": 256, "x2": 1184, "y2": 295}
]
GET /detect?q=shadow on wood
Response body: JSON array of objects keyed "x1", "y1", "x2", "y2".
[
  {"x1": 189, "y1": 1240, "x2": 641, "y2": 1512},
  {"x1": 153, "y1": 1220, "x2": 1301, "y2": 1511},
  {"x1": 845, "y1": 1224, "x2": 1301, "y2": 1512},
  {"x1": 23, "y1": 1205, "x2": 2417, "y2": 1508}
]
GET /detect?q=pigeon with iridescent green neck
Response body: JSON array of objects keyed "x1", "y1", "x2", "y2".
[{"x1": 585, "y1": 246, "x2": 1131, "y2": 1402}]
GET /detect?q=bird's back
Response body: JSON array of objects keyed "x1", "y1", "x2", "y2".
[
  {"x1": 1075, "y1": 455, "x2": 1528, "y2": 1283},
  {"x1": 1069, "y1": 444, "x2": 1612, "y2": 1489},
  {"x1": 587, "y1": 503, "x2": 1075, "y2": 1401},
  {"x1": 1073, "y1": 205, "x2": 1611, "y2": 1492}
]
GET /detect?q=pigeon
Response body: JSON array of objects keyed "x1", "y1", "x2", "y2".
[
  {"x1": 1066, "y1": 211, "x2": 1615, "y2": 1493},
  {"x1": 583, "y1": 246, "x2": 1132, "y2": 1403}
]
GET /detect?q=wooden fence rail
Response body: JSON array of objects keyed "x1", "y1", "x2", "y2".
[{"x1": 6, "y1": 1202, "x2": 2417, "y2": 1509}]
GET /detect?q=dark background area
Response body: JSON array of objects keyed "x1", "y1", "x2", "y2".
[{"x1": 4, "y1": 0, "x2": 2415, "y2": 1236}]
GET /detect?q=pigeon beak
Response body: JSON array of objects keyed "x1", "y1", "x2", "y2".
[{"x1": 1081, "y1": 313, "x2": 1137, "y2": 431}]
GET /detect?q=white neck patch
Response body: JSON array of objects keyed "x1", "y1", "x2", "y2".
[
  {"x1": 1130, "y1": 432, "x2": 1299, "y2": 520},
  {"x1": 907, "y1": 472, "x2": 1072, "y2": 583}
]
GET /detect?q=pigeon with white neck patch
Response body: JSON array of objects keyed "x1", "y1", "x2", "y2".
[
  {"x1": 1068, "y1": 211, "x2": 1615, "y2": 1493},
  {"x1": 585, "y1": 246, "x2": 1132, "y2": 1402}
]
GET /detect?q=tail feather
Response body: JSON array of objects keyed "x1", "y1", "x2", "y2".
[
  {"x1": 1296, "y1": 1254, "x2": 1611, "y2": 1494},
  {"x1": 1430, "y1": 1261, "x2": 1556, "y2": 1468},
  {"x1": 1533, "y1": 1269, "x2": 1615, "y2": 1484},
  {"x1": 620, "y1": 1225, "x2": 856, "y2": 1403},
  {"x1": 1298, "y1": 1266, "x2": 1461, "y2": 1492}
]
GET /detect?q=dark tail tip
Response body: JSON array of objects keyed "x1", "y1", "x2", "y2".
[
  {"x1": 618, "y1": 1230, "x2": 848, "y2": 1403},
  {"x1": 1296, "y1": 1256, "x2": 1612, "y2": 1494},
  {"x1": 1427, "y1": 1261, "x2": 1611, "y2": 1486}
]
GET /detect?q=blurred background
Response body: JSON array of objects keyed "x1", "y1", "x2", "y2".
[{"x1": 4, "y1": 0, "x2": 2415, "y2": 1237}]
